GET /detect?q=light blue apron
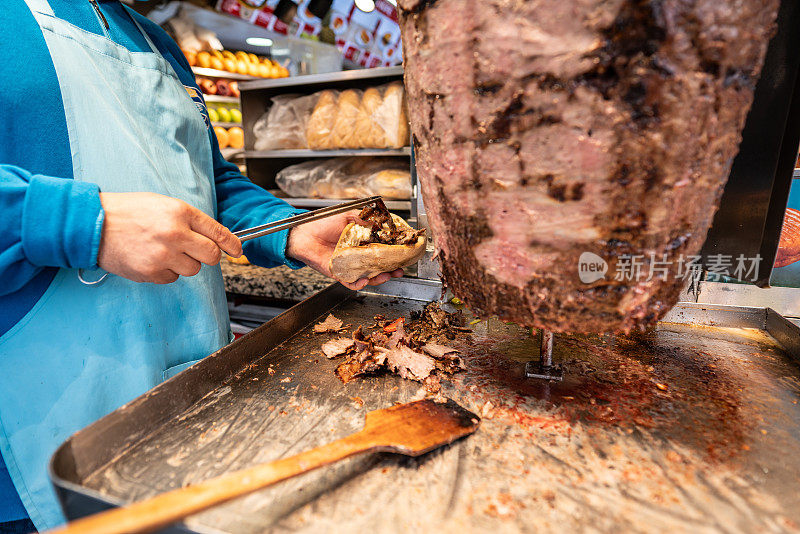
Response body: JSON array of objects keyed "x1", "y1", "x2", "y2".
[{"x1": 0, "y1": 1, "x2": 230, "y2": 528}]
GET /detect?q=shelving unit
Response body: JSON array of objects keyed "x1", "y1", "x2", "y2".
[
  {"x1": 244, "y1": 148, "x2": 410, "y2": 158},
  {"x1": 212, "y1": 122, "x2": 243, "y2": 129},
  {"x1": 238, "y1": 67, "x2": 413, "y2": 214},
  {"x1": 220, "y1": 148, "x2": 245, "y2": 162},
  {"x1": 268, "y1": 192, "x2": 412, "y2": 211},
  {"x1": 192, "y1": 66, "x2": 260, "y2": 81},
  {"x1": 203, "y1": 94, "x2": 240, "y2": 105}
]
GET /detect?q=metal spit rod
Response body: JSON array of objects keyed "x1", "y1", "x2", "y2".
[
  {"x1": 525, "y1": 329, "x2": 563, "y2": 381},
  {"x1": 540, "y1": 330, "x2": 554, "y2": 367}
]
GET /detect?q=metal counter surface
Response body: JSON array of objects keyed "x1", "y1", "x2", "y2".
[{"x1": 53, "y1": 281, "x2": 800, "y2": 533}]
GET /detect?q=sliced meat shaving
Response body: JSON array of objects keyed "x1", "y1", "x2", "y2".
[
  {"x1": 422, "y1": 344, "x2": 460, "y2": 358},
  {"x1": 321, "y1": 303, "x2": 470, "y2": 385},
  {"x1": 321, "y1": 338, "x2": 355, "y2": 359},
  {"x1": 314, "y1": 314, "x2": 345, "y2": 333},
  {"x1": 385, "y1": 345, "x2": 437, "y2": 381}
]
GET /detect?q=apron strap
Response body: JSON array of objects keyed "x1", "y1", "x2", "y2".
[
  {"x1": 22, "y1": 0, "x2": 54, "y2": 16},
  {"x1": 125, "y1": 8, "x2": 160, "y2": 56},
  {"x1": 24, "y1": 0, "x2": 159, "y2": 58}
]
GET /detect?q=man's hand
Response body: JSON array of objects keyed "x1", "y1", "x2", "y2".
[
  {"x1": 97, "y1": 192, "x2": 242, "y2": 284},
  {"x1": 286, "y1": 210, "x2": 403, "y2": 290}
]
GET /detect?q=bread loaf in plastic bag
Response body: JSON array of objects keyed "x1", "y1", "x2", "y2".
[
  {"x1": 276, "y1": 157, "x2": 412, "y2": 199},
  {"x1": 254, "y1": 84, "x2": 409, "y2": 150},
  {"x1": 253, "y1": 93, "x2": 318, "y2": 151},
  {"x1": 306, "y1": 83, "x2": 409, "y2": 149}
]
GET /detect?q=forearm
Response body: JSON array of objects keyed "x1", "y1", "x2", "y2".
[{"x1": 0, "y1": 165, "x2": 103, "y2": 295}]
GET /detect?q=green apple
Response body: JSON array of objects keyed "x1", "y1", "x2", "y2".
[
  {"x1": 229, "y1": 108, "x2": 242, "y2": 124},
  {"x1": 208, "y1": 107, "x2": 220, "y2": 123},
  {"x1": 217, "y1": 107, "x2": 232, "y2": 123}
]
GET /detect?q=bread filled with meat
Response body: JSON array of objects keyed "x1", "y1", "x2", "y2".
[{"x1": 330, "y1": 202, "x2": 426, "y2": 283}]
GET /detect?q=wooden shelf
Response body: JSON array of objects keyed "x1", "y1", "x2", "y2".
[
  {"x1": 212, "y1": 122, "x2": 243, "y2": 128},
  {"x1": 245, "y1": 148, "x2": 410, "y2": 158}
]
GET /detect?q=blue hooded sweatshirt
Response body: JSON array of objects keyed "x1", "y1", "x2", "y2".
[{"x1": 0, "y1": 0, "x2": 305, "y2": 521}]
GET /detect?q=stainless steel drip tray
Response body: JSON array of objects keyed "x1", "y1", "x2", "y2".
[{"x1": 51, "y1": 278, "x2": 800, "y2": 533}]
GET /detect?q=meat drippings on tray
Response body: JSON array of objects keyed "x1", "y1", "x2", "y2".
[
  {"x1": 358, "y1": 200, "x2": 426, "y2": 246},
  {"x1": 397, "y1": 0, "x2": 781, "y2": 333},
  {"x1": 322, "y1": 303, "x2": 468, "y2": 384}
]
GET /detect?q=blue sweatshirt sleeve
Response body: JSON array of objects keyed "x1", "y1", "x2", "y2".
[
  {"x1": 132, "y1": 14, "x2": 309, "y2": 270},
  {"x1": 0, "y1": 166, "x2": 103, "y2": 296},
  {"x1": 209, "y1": 136, "x2": 307, "y2": 269}
]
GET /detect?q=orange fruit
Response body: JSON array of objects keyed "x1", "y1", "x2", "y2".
[
  {"x1": 257, "y1": 64, "x2": 270, "y2": 77},
  {"x1": 196, "y1": 51, "x2": 211, "y2": 69},
  {"x1": 236, "y1": 60, "x2": 249, "y2": 74},
  {"x1": 210, "y1": 57, "x2": 224, "y2": 71},
  {"x1": 279, "y1": 66, "x2": 289, "y2": 77},
  {"x1": 247, "y1": 63, "x2": 259, "y2": 77},
  {"x1": 228, "y1": 127, "x2": 244, "y2": 149},
  {"x1": 223, "y1": 58, "x2": 237, "y2": 72},
  {"x1": 210, "y1": 50, "x2": 224, "y2": 60},
  {"x1": 183, "y1": 49, "x2": 197, "y2": 66},
  {"x1": 268, "y1": 64, "x2": 281, "y2": 78},
  {"x1": 222, "y1": 50, "x2": 236, "y2": 60},
  {"x1": 214, "y1": 126, "x2": 230, "y2": 149},
  {"x1": 248, "y1": 53, "x2": 259, "y2": 64}
]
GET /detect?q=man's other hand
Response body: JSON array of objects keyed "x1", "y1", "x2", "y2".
[{"x1": 286, "y1": 210, "x2": 403, "y2": 290}]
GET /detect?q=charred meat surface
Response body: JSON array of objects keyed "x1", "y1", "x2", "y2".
[
  {"x1": 325, "y1": 303, "x2": 468, "y2": 383},
  {"x1": 398, "y1": 0, "x2": 781, "y2": 332}
]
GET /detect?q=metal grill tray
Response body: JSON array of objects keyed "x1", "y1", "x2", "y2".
[{"x1": 51, "y1": 278, "x2": 800, "y2": 533}]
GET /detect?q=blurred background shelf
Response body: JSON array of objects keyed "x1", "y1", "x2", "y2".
[
  {"x1": 245, "y1": 148, "x2": 410, "y2": 158},
  {"x1": 212, "y1": 122, "x2": 243, "y2": 128},
  {"x1": 239, "y1": 66, "x2": 404, "y2": 92},
  {"x1": 268, "y1": 191, "x2": 411, "y2": 211},
  {"x1": 192, "y1": 66, "x2": 260, "y2": 81},
  {"x1": 203, "y1": 94, "x2": 240, "y2": 104},
  {"x1": 220, "y1": 147, "x2": 244, "y2": 160}
]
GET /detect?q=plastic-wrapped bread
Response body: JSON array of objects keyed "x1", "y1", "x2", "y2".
[
  {"x1": 306, "y1": 90, "x2": 337, "y2": 149},
  {"x1": 374, "y1": 83, "x2": 409, "y2": 148},
  {"x1": 253, "y1": 93, "x2": 317, "y2": 150},
  {"x1": 276, "y1": 157, "x2": 412, "y2": 199},
  {"x1": 356, "y1": 87, "x2": 386, "y2": 148},
  {"x1": 367, "y1": 169, "x2": 412, "y2": 199},
  {"x1": 330, "y1": 90, "x2": 364, "y2": 149}
]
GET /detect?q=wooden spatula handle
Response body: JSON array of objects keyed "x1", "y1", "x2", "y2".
[{"x1": 48, "y1": 432, "x2": 372, "y2": 534}]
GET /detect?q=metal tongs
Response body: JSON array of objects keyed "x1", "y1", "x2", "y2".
[{"x1": 234, "y1": 196, "x2": 381, "y2": 243}]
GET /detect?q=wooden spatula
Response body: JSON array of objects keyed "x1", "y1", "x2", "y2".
[{"x1": 49, "y1": 398, "x2": 479, "y2": 534}]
